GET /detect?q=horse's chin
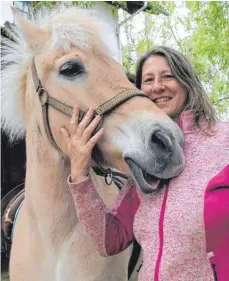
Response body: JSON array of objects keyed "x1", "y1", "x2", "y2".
[{"x1": 125, "y1": 158, "x2": 160, "y2": 194}]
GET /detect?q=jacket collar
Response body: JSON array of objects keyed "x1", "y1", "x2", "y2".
[
  {"x1": 179, "y1": 111, "x2": 197, "y2": 134},
  {"x1": 178, "y1": 110, "x2": 216, "y2": 135}
]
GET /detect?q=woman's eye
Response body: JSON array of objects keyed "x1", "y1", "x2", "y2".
[
  {"x1": 143, "y1": 78, "x2": 153, "y2": 84},
  {"x1": 163, "y1": 75, "x2": 174, "y2": 80},
  {"x1": 59, "y1": 60, "x2": 85, "y2": 77}
]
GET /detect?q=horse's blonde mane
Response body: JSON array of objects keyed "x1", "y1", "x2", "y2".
[
  {"x1": 1, "y1": 6, "x2": 119, "y2": 142},
  {"x1": 1, "y1": 25, "x2": 29, "y2": 142}
]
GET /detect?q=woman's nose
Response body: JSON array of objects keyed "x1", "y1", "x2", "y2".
[{"x1": 151, "y1": 79, "x2": 165, "y2": 93}]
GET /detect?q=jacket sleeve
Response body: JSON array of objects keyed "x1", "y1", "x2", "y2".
[
  {"x1": 204, "y1": 164, "x2": 229, "y2": 281},
  {"x1": 68, "y1": 175, "x2": 140, "y2": 256}
]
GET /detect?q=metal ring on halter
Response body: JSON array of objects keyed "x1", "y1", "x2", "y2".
[
  {"x1": 105, "y1": 168, "x2": 113, "y2": 185},
  {"x1": 38, "y1": 88, "x2": 48, "y2": 105}
]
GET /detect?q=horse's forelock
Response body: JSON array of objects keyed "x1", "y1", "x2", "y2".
[{"x1": 42, "y1": 7, "x2": 119, "y2": 59}]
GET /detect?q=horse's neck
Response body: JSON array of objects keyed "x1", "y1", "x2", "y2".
[
  {"x1": 24, "y1": 133, "x2": 118, "y2": 243},
  {"x1": 25, "y1": 142, "x2": 76, "y2": 243}
]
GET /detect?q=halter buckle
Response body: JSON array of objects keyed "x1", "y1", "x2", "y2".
[
  {"x1": 105, "y1": 168, "x2": 113, "y2": 185},
  {"x1": 38, "y1": 88, "x2": 48, "y2": 105}
]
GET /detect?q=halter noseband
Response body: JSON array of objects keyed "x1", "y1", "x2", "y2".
[{"x1": 31, "y1": 57, "x2": 149, "y2": 187}]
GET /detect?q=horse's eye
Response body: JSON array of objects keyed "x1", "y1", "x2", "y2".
[{"x1": 59, "y1": 60, "x2": 85, "y2": 77}]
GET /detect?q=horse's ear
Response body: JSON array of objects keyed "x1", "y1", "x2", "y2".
[{"x1": 11, "y1": 7, "x2": 49, "y2": 53}]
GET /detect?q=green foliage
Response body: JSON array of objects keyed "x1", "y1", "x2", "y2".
[
  {"x1": 111, "y1": 1, "x2": 128, "y2": 10},
  {"x1": 72, "y1": 1, "x2": 95, "y2": 8},
  {"x1": 161, "y1": 1, "x2": 176, "y2": 12},
  {"x1": 186, "y1": 2, "x2": 229, "y2": 72},
  {"x1": 182, "y1": 2, "x2": 229, "y2": 115},
  {"x1": 147, "y1": 1, "x2": 169, "y2": 15},
  {"x1": 33, "y1": 1, "x2": 57, "y2": 9},
  {"x1": 33, "y1": 1, "x2": 95, "y2": 9},
  {"x1": 110, "y1": 1, "x2": 128, "y2": 17},
  {"x1": 1, "y1": 273, "x2": 9, "y2": 281},
  {"x1": 136, "y1": 39, "x2": 153, "y2": 56}
]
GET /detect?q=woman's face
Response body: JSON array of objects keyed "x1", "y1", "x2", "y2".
[{"x1": 141, "y1": 55, "x2": 186, "y2": 118}]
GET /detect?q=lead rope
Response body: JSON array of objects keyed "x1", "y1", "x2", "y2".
[{"x1": 92, "y1": 164, "x2": 128, "y2": 191}]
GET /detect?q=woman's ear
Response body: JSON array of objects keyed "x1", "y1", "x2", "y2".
[{"x1": 11, "y1": 6, "x2": 49, "y2": 53}]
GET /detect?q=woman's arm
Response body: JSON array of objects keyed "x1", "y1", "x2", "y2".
[{"x1": 68, "y1": 175, "x2": 140, "y2": 256}]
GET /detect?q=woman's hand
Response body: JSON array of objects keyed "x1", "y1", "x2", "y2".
[{"x1": 60, "y1": 105, "x2": 104, "y2": 183}]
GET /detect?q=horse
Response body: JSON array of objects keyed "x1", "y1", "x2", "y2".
[{"x1": 1, "y1": 6, "x2": 185, "y2": 281}]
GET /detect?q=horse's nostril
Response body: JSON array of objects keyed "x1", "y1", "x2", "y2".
[{"x1": 150, "y1": 131, "x2": 172, "y2": 152}]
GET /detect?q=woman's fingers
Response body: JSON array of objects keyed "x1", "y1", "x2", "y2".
[
  {"x1": 77, "y1": 108, "x2": 95, "y2": 135},
  {"x1": 69, "y1": 105, "x2": 80, "y2": 134},
  {"x1": 71, "y1": 105, "x2": 80, "y2": 124},
  {"x1": 82, "y1": 115, "x2": 102, "y2": 142},
  {"x1": 60, "y1": 106, "x2": 104, "y2": 182},
  {"x1": 65, "y1": 106, "x2": 103, "y2": 147},
  {"x1": 60, "y1": 127, "x2": 70, "y2": 146},
  {"x1": 87, "y1": 128, "x2": 104, "y2": 150}
]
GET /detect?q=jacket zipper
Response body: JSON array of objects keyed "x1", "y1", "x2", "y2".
[
  {"x1": 154, "y1": 186, "x2": 169, "y2": 281},
  {"x1": 208, "y1": 252, "x2": 218, "y2": 281}
]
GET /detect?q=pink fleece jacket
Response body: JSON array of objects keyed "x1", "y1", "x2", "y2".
[{"x1": 68, "y1": 111, "x2": 229, "y2": 281}]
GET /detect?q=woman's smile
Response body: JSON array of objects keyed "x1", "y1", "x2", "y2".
[{"x1": 153, "y1": 96, "x2": 172, "y2": 104}]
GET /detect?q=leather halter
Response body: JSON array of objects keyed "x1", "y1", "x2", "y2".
[{"x1": 31, "y1": 57, "x2": 149, "y2": 187}]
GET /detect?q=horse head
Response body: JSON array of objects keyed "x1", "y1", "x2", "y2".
[{"x1": 1, "y1": 7, "x2": 185, "y2": 194}]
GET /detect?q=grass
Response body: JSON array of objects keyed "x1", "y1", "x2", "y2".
[{"x1": 1, "y1": 273, "x2": 9, "y2": 281}]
